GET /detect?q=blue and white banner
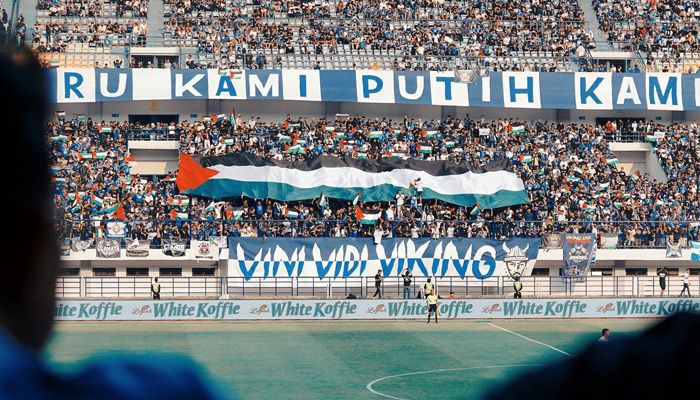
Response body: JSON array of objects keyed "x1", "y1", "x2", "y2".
[
  {"x1": 562, "y1": 234, "x2": 596, "y2": 277},
  {"x1": 49, "y1": 68, "x2": 700, "y2": 110},
  {"x1": 228, "y1": 237, "x2": 540, "y2": 280},
  {"x1": 54, "y1": 298, "x2": 700, "y2": 321}
]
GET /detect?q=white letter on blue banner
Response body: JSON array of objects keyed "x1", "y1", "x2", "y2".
[
  {"x1": 57, "y1": 68, "x2": 95, "y2": 103},
  {"x1": 355, "y1": 70, "x2": 394, "y2": 103},
  {"x1": 282, "y1": 70, "x2": 321, "y2": 101},
  {"x1": 646, "y1": 73, "x2": 682, "y2": 110},
  {"x1": 502, "y1": 72, "x2": 541, "y2": 108},
  {"x1": 429, "y1": 71, "x2": 468, "y2": 106},
  {"x1": 575, "y1": 72, "x2": 612, "y2": 110},
  {"x1": 207, "y1": 70, "x2": 247, "y2": 99}
]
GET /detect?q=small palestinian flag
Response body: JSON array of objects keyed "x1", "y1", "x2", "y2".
[
  {"x1": 470, "y1": 205, "x2": 480, "y2": 216},
  {"x1": 97, "y1": 126, "x2": 112, "y2": 134},
  {"x1": 224, "y1": 138, "x2": 234, "y2": 146},
  {"x1": 423, "y1": 130, "x2": 438, "y2": 139},
  {"x1": 598, "y1": 182, "x2": 610, "y2": 190},
  {"x1": 566, "y1": 176, "x2": 580, "y2": 182},
  {"x1": 622, "y1": 193, "x2": 631, "y2": 200},
  {"x1": 230, "y1": 207, "x2": 244, "y2": 220},
  {"x1": 94, "y1": 152, "x2": 108, "y2": 160},
  {"x1": 114, "y1": 203, "x2": 126, "y2": 220},
  {"x1": 278, "y1": 135, "x2": 292, "y2": 143},
  {"x1": 52, "y1": 177, "x2": 67, "y2": 185},
  {"x1": 284, "y1": 208, "x2": 299, "y2": 219},
  {"x1": 287, "y1": 145, "x2": 305, "y2": 154},
  {"x1": 511, "y1": 125, "x2": 525, "y2": 134},
  {"x1": 368, "y1": 131, "x2": 383, "y2": 139},
  {"x1": 214, "y1": 114, "x2": 226, "y2": 122},
  {"x1": 125, "y1": 155, "x2": 137, "y2": 168},
  {"x1": 168, "y1": 197, "x2": 190, "y2": 207},
  {"x1": 169, "y1": 209, "x2": 188, "y2": 220},
  {"x1": 79, "y1": 152, "x2": 93, "y2": 160},
  {"x1": 352, "y1": 192, "x2": 362, "y2": 206},
  {"x1": 325, "y1": 126, "x2": 336, "y2": 132},
  {"x1": 205, "y1": 201, "x2": 225, "y2": 212},
  {"x1": 92, "y1": 196, "x2": 104, "y2": 208},
  {"x1": 356, "y1": 152, "x2": 367, "y2": 159},
  {"x1": 445, "y1": 141, "x2": 455, "y2": 148},
  {"x1": 56, "y1": 111, "x2": 66, "y2": 119},
  {"x1": 606, "y1": 158, "x2": 619, "y2": 165},
  {"x1": 355, "y1": 206, "x2": 381, "y2": 225},
  {"x1": 50, "y1": 135, "x2": 69, "y2": 143},
  {"x1": 419, "y1": 145, "x2": 432, "y2": 154},
  {"x1": 520, "y1": 155, "x2": 532, "y2": 164},
  {"x1": 202, "y1": 116, "x2": 212, "y2": 123},
  {"x1": 335, "y1": 132, "x2": 345, "y2": 138}
]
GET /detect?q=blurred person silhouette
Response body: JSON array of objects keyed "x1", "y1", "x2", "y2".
[
  {"x1": 0, "y1": 48, "x2": 225, "y2": 400},
  {"x1": 486, "y1": 313, "x2": 699, "y2": 400}
]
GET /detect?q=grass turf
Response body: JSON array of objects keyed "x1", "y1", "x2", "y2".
[{"x1": 46, "y1": 319, "x2": 656, "y2": 399}]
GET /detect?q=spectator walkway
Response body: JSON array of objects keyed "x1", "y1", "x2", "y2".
[{"x1": 578, "y1": 0, "x2": 611, "y2": 51}]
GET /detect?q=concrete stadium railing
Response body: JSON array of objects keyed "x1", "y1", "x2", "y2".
[{"x1": 55, "y1": 276, "x2": 700, "y2": 299}]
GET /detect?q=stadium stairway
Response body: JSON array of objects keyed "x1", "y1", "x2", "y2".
[
  {"x1": 578, "y1": 0, "x2": 612, "y2": 52},
  {"x1": 608, "y1": 142, "x2": 668, "y2": 183},
  {"x1": 17, "y1": 0, "x2": 37, "y2": 39},
  {"x1": 146, "y1": 0, "x2": 164, "y2": 47}
]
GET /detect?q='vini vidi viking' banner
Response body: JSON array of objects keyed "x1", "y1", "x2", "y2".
[
  {"x1": 228, "y1": 237, "x2": 540, "y2": 280},
  {"x1": 177, "y1": 154, "x2": 528, "y2": 209}
]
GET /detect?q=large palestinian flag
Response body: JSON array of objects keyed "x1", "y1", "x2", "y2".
[{"x1": 176, "y1": 153, "x2": 528, "y2": 209}]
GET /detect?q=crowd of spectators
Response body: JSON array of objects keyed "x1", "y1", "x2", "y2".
[
  {"x1": 49, "y1": 114, "x2": 699, "y2": 249},
  {"x1": 162, "y1": 0, "x2": 588, "y2": 71},
  {"x1": 32, "y1": 0, "x2": 149, "y2": 53},
  {"x1": 593, "y1": 0, "x2": 700, "y2": 54}
]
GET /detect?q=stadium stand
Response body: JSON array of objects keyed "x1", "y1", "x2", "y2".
[
  {"x1": 160, "y1": 0, "x2": 587, "y2": 71},
  {"x1": 48, "y1": 115, "x2": 700, "y2": 248},
  {"x1": 592, "y1": 0, "x2": 700, "y2": 72},
  {"x1": 32, "y1": 0, "x2": 148, "y2": 67}
]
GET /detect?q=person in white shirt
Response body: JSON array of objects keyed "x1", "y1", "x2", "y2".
[
  {"x1": 680, "y1": 270, "x2": 691, "y2": 297},
  {"x1": 598, "y1": 328, "x2": 610, "y2": 343},
  {"x1": 413, "y1": 178, "x2": 423, "y2": 204}
]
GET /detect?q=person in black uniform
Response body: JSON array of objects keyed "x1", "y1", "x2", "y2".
[
  {"x1": 657, "y1": 268, "x2": 668, "y2": 297},
  {"x1": 373, "y1": 270, "x2": 382, "y2": 299}
]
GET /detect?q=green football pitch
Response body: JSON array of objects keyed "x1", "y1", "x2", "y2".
[{"x1": 47, "y1": 319, "x2": 656, "y2": 399}]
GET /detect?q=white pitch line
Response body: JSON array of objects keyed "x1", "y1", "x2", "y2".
[
  {"x1": 488, "y1": 322, "x2": 572, "y2": 357},
  {"x1": 366, "y1": 364, "x2": 538, "y2": 400}
]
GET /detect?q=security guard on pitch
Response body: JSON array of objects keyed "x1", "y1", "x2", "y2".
[
  {"x1": 151, "y1": 278, "x2": 161, "y2": 300},
  {"x1": 427, "y1": 292, "x2": 439, "y2": 324}
]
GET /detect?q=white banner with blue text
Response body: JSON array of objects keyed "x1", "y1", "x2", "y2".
[{"x1": 49, "y1": 69, "x2": 700, "y2": 110}]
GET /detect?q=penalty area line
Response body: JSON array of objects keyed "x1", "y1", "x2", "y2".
[
  {"x1": 366, "y1": 364, "x2": 539, "y2": 400},
  {"x1": 488, "y1": 322, "x2": 572, "y2": 357}
]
